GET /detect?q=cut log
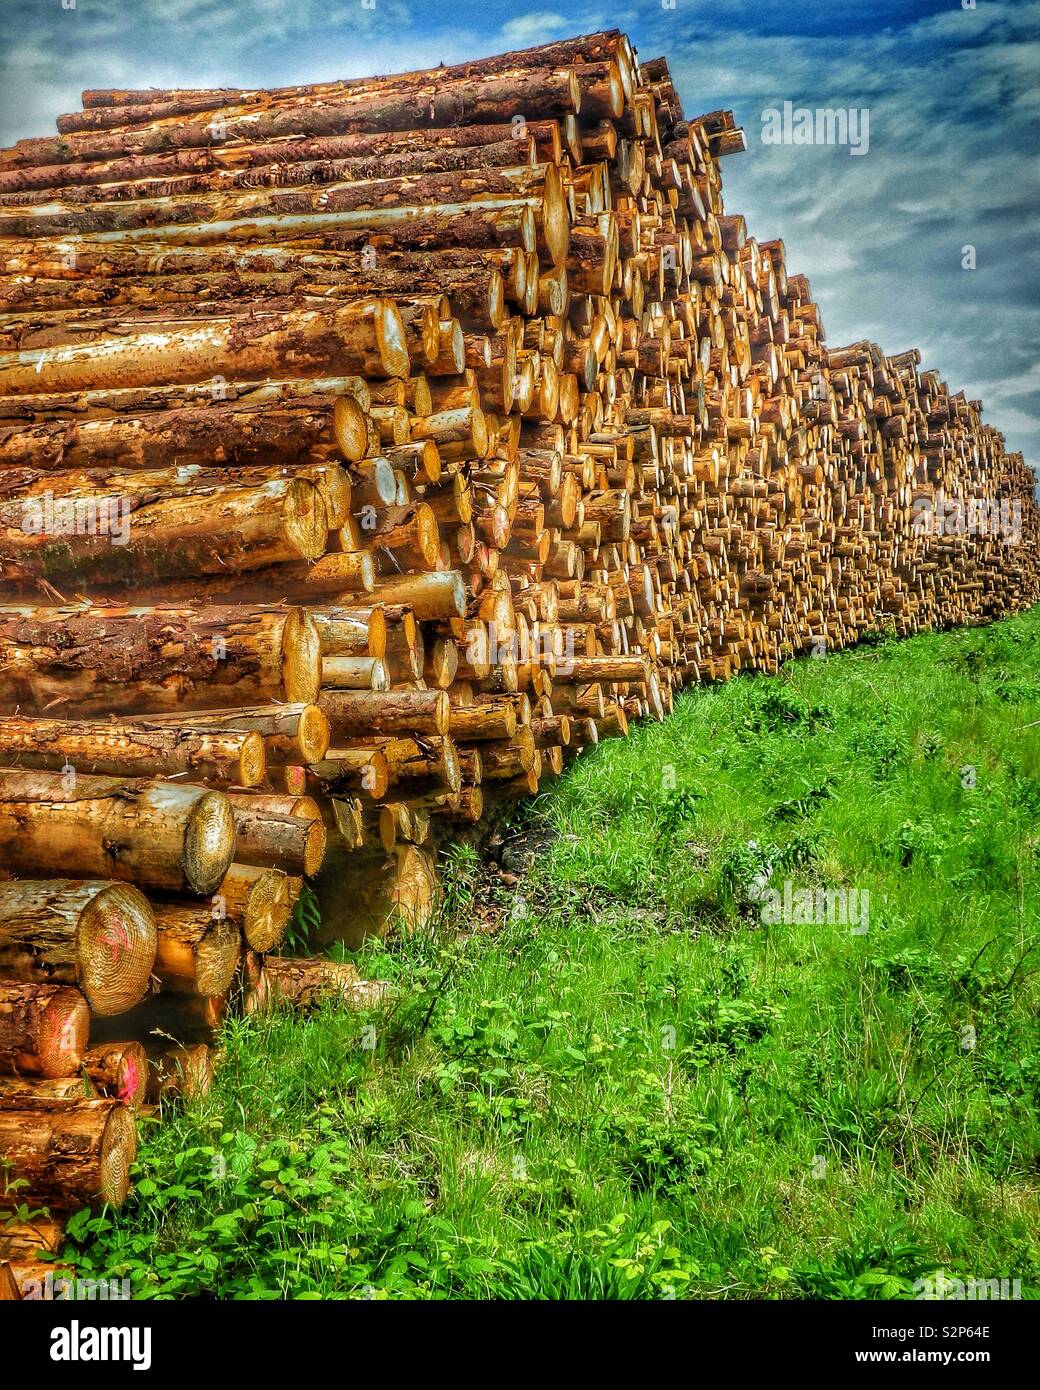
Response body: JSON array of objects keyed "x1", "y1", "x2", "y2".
[
  {"x1": 0, "y1": 771, "x2": 237, "y2": 894},
  {"x1": 0, "y1": 879, "x2": 156, "y2": 1016},
  {"x1": 0, "y1": 300, "x2": 409, "y2": 395},
  {"x1": 82, "y1": 1041, "x2": 148, "y2": 1109},
  {"x1": 250, "y1": 956, "x2": 389, "y2": 1011},
  {"x1": 146, "y1": 1044, "x2": 214, "y2": 1103},
  {"x1": 212, "y1": 863, "x2": 294, "y2": 952},
  {"x1": 0, "y1": 1096, "x2": 137, "y2": 1208},
  {"x1": 0, "y1": 604, "x2": 320, "y2": 714},
  {"x1": 0, "y1": 714, "x2": 265, "y2": 786},
  {"x1": 0, "y1": 983, "x2": 89, "y2": 1078},
  {"x1": 152, "y1": 904, "x2": 242, "y2": 997},
  {"x1": 226, "y1": 792, "x2": 327, "y2": 877}
]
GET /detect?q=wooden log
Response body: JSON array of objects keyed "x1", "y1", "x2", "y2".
[
  {"x1": 146, "y1": 1044, "x2": 214, "y2": 1103},
  {"x1": 0, "y1": 604, "x2": 320, "y2": 715},
  {"x1": 0, "y1": 1096, "x2": 137, "y2": 1208},
  {"x1": 0, "y1": 983, "x2": 89, "y2": 1078},
  {"x1": 0, "y1": 714, "x2": 265, "y2": 786},
  {"x1": 250, "y1": 956, "x2": 389, "y2": 1011},
  {"x1": 1, "y1": 471, "x2": 329, "y2": 583},
  {"x1": 319, "y1": 688, "x2": 450, "y2": 737},
  {"x1": 125, "y1": 702, "x2": 329, "y2": 768},
  {"x1": 0, "y1": 301, "x2": 409, "y2": 395},
  {"x1": 211, "y1": 864, "x2": 293, "y2": 953},
  {"x1": 0, "y1": 1213, "x2": 64, "y2": 1262},
  {"x1": 82, "y1": 1041, "x2": 148, "y2": 1109},
  {"x1": 152, "y1": 903, "x2": 242, "y2": 997},
  {"x1": 0, "y1": 771, "x2": 237, "y2": 895},
  {"x1": 0, "y1": 879, "x2": 156, "y2": 1016},
  {"x1": 0, "y1": 398, "x2": 361, "y2": 471},
  {"x1": 226, "y1": 792, "x2": 327, "y2": 877}
]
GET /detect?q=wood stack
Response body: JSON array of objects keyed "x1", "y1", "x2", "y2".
[{"x1": 0, "y1": 30, "x2": 1037, "y2": 1245}]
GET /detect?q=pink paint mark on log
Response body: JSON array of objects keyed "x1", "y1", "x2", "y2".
[
  {"x1": 119, "y1": 1053, "x2": 142, "y2": 1105},
  {"x1": 100, "y1": 920, "x2": 131, "y2": 962}
]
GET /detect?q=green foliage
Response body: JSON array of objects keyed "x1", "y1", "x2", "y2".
[
  {"x1": 283, "y1": 885, "x2": 322, "y2": 956},
  {"x1": 65, "y1": 607, "x2": 1040, "y2": 1299}
]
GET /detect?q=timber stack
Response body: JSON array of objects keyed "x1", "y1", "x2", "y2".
[{"x1": 0, "y1": 30, "x2": 1037, "y2": 1262}]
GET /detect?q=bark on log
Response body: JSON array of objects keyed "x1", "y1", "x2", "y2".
[
  {"x1": 0, "y1": 714, "x2": 265, "y2": 786},
  {"x1": 0, "y1": 771, "x2": 237, "y2": 895},
  {"x1": 0, "y1": 604, "x2": 320, "y2": 715},
  {"x1": 82, "y1": 1041, "x2": 148, "y2": 1109},
  {"x1": 152, "y1": 904, "x2": 241, "y2": 997},
  {"x1": 0, "y1": 301, "x2": 408, "y2": 395},
  {"x1": 0, "y1": 983, "x2": 89, "y2": 1079},
  {"x1": 0, "y1": 1097, "x2": 137, "y2": 1208}
]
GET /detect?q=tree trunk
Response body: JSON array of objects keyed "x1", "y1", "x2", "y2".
[
  {"x1": 0, "y1": 879, "x2": 156, "y2": 1016},
  {"x1": 0, "y1": 983, "x2": 89, "y2": 1078},
  {"x1": 319, "y1": 688, "x2": 449, "y2": 737},
  {"x1": 0, "y1": 771, "x2": 237, "y2": 895},
  {"x1": 0, "y1": 603, "x2": 320, "y2": 715},
  {"x1": 0, "y1": 1097, "x2": 137, "y2": 1208},
  {"x1": 249, "y1": 955, "x2": 389, "y2": 1011}
]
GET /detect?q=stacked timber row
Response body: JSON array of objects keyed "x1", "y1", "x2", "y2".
[{"x1": 0, "y1": 30, "x2": 1037, "y2": 1261}]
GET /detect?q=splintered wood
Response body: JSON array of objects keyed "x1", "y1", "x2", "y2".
[{"x1": 0, "y1": 29, "x2": 1037, "y2": 1237}]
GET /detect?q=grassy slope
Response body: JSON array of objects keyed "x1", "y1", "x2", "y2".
[{"x1": 57, "y1": 608, "x2": 1040, "y2": 1299}]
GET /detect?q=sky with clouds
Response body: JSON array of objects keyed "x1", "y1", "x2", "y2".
[{"x1": 1, "y1": 0, "x2": 1037, "y2": 468}]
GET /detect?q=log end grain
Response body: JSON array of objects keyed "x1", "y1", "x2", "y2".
[
  {"x1": 78, "y1": 882, "x2": 157, "y2": 1017},
  {"x1": 183, "y1": 791, "x2": 237, "y2": 896}
]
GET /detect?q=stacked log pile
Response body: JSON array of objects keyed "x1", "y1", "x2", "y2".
[{"x1": 0, "y1": 30, "x2": 1037, "y2": 1256}]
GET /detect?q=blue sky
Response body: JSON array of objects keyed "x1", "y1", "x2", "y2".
[{"x1": 1, "y1": 0, "x2": 1037, "y2": 467}]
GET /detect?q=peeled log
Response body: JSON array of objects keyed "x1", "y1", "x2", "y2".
[
  {"x1": 0, "y1": 983, "x2": 89, "y2": 1078},
  {"x1": 0, "y1": 300, "x2": 408, "y2": 395},
  {"x1": 0, "y1": 771, "x2": 237, "y2": 895},
  {"x1": 0, "y1": 879, "x2": 156, "y2": 1016},
  {"x1": 0, "y1": 603, "x2": 320, "y2": 716},
  {"x1": 0, "y1": 1096, "x2": 137, "y2": 1208},
  {"x1": 0, "y1": 714, "x2": 265, "y2": 786}
]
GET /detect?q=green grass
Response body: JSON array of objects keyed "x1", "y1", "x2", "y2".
[{"x1": 58, "y1": 607, "x2": 1040, "y2": 1298}]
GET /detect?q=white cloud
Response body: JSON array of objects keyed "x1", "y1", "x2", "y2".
[{"x1": 499, "y1": 12, "x2": 570, "y2": 47}]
